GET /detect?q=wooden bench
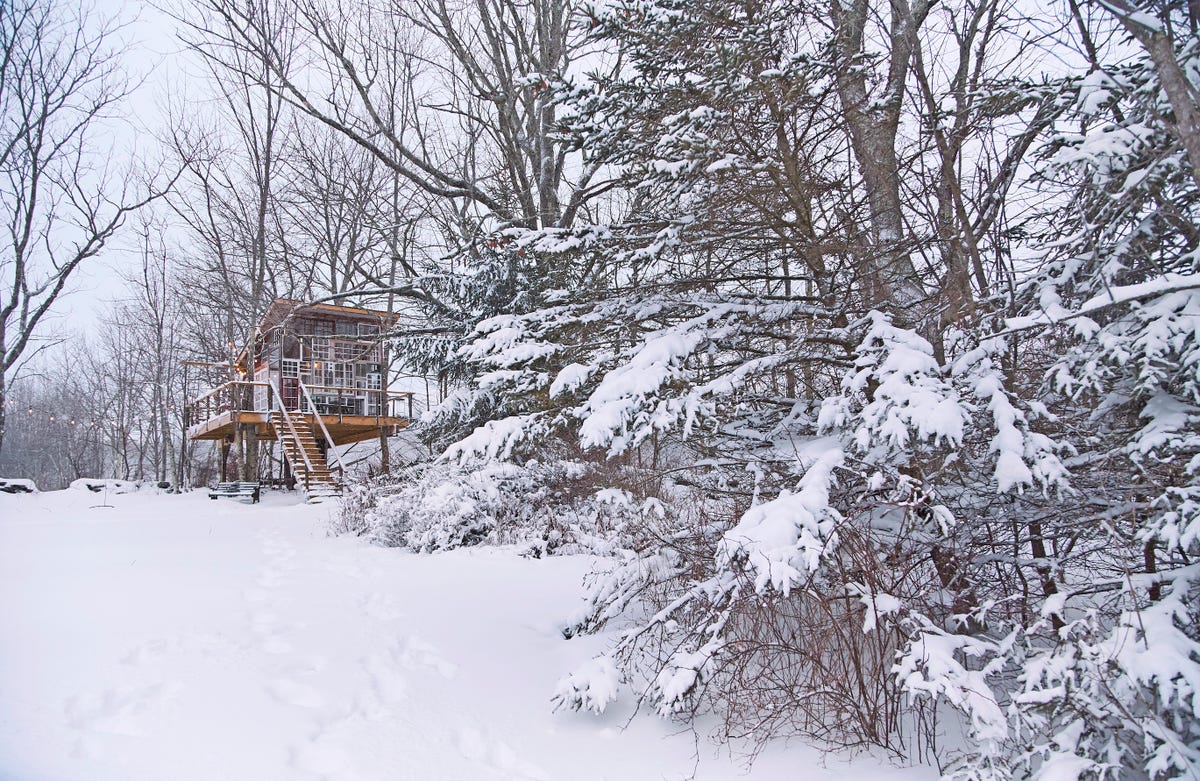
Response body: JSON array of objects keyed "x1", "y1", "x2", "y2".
[{"x1": 208, "y1": 481, "x2": 261, "y2": 503}]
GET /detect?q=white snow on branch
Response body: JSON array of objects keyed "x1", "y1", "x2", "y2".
[
  {"x1": 1004, "y1": 274, "x2": 1200, "y2": 333},
  {"x1": 443, "y1": 414, "x2": 546, "y2": 463},
  {"x1": 896, "y1": 623, "x2": 1010, "y2": 750},
  {"x1": 549, "y1": 362, "x2": 597, "y2": 397},
  {"x1": 847, "y1": 583, "x2": 902, "y2": 633},
  {"x1": 461, "y1": 316, "x2": 559, "y2": 367},
  {"x1": 552, "y1": 654, "x2": 621, "y2": 715},
  {"x1": 716, "y1": 439, "x2": 844, "y2": 594},
  {"x1": 821, "y1": 313, "x2": 965, "y2": 455},
  {"x1": 954, "y1": 338, "x2": 1069, "y2": 493},
  {"x1": 576, "y1": 307, "x2": 733, "y2": 452}
]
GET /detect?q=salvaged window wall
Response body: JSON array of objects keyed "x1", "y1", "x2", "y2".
[{"x1": 259, "y1": 316, "x2": 385, "y2": 415}]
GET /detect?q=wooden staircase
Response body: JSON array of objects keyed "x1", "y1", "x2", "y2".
[{"x1": 268, "y1": 411, "x2": 341, "y2": 502}]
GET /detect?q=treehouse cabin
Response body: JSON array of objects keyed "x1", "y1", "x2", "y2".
[{"x1": 184, "y1": 299, "x2": 412, "y2": 501}]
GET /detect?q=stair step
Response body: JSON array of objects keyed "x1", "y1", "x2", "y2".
[{"x1": 273, "y1": 417, "x2": 336, "y2": 495}]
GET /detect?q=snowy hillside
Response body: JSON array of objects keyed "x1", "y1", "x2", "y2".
[{"x1": 0, "y1": 490, "x2": 933, "y2": 781}]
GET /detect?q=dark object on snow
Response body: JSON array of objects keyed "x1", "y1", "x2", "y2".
[
  {"x1": 208, "y1": 481, "x2": 261, "y2": 503},
  {"x1": 0, "y1": 479, "x2": 35, "y2": 494},
  {"x1": 157, "y1": 481, "x2": 172, "y2": 490}
]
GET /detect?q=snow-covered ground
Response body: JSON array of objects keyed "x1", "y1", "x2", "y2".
[{"x1": 0, "y1": 489, "x2": 935, "y2": 781}]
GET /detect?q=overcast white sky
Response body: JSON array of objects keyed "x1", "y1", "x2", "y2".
[
  {"x1": 54, "y1": 0, "x2": 1117, "y2": 340},
  {"x1": 61, "y1": 0, "x2": 183, "y2": 330}
]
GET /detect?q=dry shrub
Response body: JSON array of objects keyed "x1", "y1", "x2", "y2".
[
  {"x1": 331, "y1": 458, "x2": 656, "y2": 554},
  {"x1": 573, "y1": 494, "x2": 948, "y2": 758}
]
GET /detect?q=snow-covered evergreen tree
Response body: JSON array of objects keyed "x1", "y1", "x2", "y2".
[{"x1": 339, "y1": 0, "x2": 1200, "y2": 776}]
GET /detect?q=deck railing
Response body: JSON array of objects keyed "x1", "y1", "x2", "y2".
[
  {"x1": 184, "y1": 381, "x2": 266, "y2": 428},
  {"x1": 299, "y1": 381, "x2": 347, "y2": 478},
  {"x1": 185, "y1": 380, "x2": 414, "y2": 429},
  {"x1": 296, "y1": 384, "x2": 413, "y2": 420},
  {"x1": 265, "y1": 383, "x2": 316, "y2": 477}
]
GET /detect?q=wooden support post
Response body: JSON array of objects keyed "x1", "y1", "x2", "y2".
[
  {"x1": 379, "y1": 429, "x2": 390, "y2": 476},
  {"x1": 243, "y1": 426, "x2": 259, "y2": 482},
  {"x1": 283, "y1": 449, "x2": 294, "y2": 490},
  {"x1": 219, "y1": 438, "x2": 231, "y2": 483}
]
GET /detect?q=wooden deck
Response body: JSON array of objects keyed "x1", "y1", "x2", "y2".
[
  {"x1": 187, "y1": 411, "x2": 410, "y2": 446},
  {"x1": 185, "y1": 381, "x2": 413, "y2": 446}
]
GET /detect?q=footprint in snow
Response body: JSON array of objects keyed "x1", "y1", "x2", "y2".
[
  {"x1": 457, "y1": 726, "x2": 549, "y2": 780},
  {"x1": 244, "y1": 586, "x2": 272, "y2": 603},
  {"x1": 65, "y1": 681, "x2": 183, "y2": 737},
  {"x1": 322, "y1": 555, "x2": 371, "y2": 579},
  {"x1": 267, "y1": 678, "x2": 325, "y2": 709},
  {"x1": 360, "y1": 651, "x2": 410, "y2": 709},
  {"x1": 265, "y1": 550, "x2": 297, "y2": 567},
  {"x1": 291, "y1": 722, "x2": 383, "y2": 781},
  {"x1": 261, "y1": 636, "x2": 294, "y2": 655},
  {"x1": 262, "y1": 546, "x2": 297, "y2": 565},
  {"x1": 250, "y1": 610, "x2": 291, "y2": 640},
  {"x1": 359, "y1": 593, "x2": 404, "y2": 622},
  {"x1": 190, "y1": 631, "x2": 240, "y2": 658},
  {"x1": 400, "y1": 636, "x2": 458, "y2": 679},
  {"x1": 120, "y1": 639, "x2": 169, "y2": 666},
  {"x1": 251, "y1": 609, "x2": 280, "y2": 626},
  {"x1": 293, "y1": 735, "x2": 352, "y2": 776}
]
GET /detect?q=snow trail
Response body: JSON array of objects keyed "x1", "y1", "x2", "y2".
[{"x1": 0, "y1": 489, "x2": 932, "y2": 781}]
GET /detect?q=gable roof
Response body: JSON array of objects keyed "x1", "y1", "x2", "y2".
[
  {"x1": 257, "y1": 299, "x2": 400, "y2": 332},
  {"x1": 232, "y1": 299, "x2": 399, "y2": 371}
]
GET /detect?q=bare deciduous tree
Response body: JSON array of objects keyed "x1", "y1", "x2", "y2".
[
  {"x1": 165, "y1": 0, "x2": 297, "y2": 481},
  {"x1": 0, "y1": 0, "x2": 172, "y2": 455},
  {"x1": 173, "y1": 0, "x2": 603, "y2": 249}
]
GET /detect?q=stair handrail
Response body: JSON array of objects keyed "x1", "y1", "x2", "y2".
[
  {"x1": 298, "y1": 380, "x2": 347, "y2": 480},
  {"x1": 266, "y1": 382, "x2": 316, "y2": 477}
]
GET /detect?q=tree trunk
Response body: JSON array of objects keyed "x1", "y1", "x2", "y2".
[
  {"x1": 379, "y1": 430, "x2": 390, "y2": 476},
  {"x1": 1129, "y1": 27, "x2": 1200, "y2": 190},
  {"x1": 1096, "y1": 1, "x2": 1200, "y2": 190},
  {"x1": 831, "y1": 0, "x2": 928, "y2": 321},
  {"x1": 242, "y1": 426, "x2": 259, "y2": 482},
  {"x1": 0, "y1": 377, "x2": 7, "y2": 458}
]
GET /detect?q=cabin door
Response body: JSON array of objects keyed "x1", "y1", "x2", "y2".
[
  {"x1": 282, "y1": 378, "x2": 300, "y2": 411},
  {"x1": 281, "y1": 359, "x2": 301, "y2": 410},
  {"x1": 254, "y1": 366, "x2": 269, "y2": 410}
]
